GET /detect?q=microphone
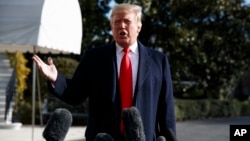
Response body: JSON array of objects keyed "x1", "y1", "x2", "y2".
[
  {"x1": 43, "y1": 108, "x2": 73, "y2": 141},
  {"x1": 157, "y1": 136, "x2": 166, "y2": 141},
  {"x1": 94, "y1": 133, "x2": 114, "y2": 141},
  {"x1": 122, "y1": 106, "x2": 145, "y2": 141},
  {"x1": 166, "y1": 128, "x2": 177, "y2": 141}
]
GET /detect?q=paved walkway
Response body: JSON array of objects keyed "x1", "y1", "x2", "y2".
[
  {"x1": 176, "y1": 116, "x2": 250, "y2": 141},
  {"x1": 0, "y1": 125, "x2": 86, "y2": 141},
  {"x1": 0, "y1": 116, "x2": 250, "y2": 141}
]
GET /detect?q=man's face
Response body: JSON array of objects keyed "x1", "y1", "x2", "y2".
[{"x1": 111, "y1": 12, "x2": 141, "y2": 47}]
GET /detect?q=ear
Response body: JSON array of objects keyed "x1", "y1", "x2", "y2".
[{"x1": 137, "y1": 25, "x2": 142, "y2": 33}]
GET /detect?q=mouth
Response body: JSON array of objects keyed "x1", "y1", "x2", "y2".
[
  {"x1": 119, "y1": 31, "x2": 127, "y2": 37},
  {"x1": 120, "y1": 31, "x2": 126, "y2": 35}
]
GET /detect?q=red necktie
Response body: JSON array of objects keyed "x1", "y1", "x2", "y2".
[{"x1": 119, "y1": 47, "x2": 133, "y2": 133}]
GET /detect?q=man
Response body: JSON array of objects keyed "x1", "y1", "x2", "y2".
[{"x1": 33, "y1": 3, "x2": 176, "y2": 141}]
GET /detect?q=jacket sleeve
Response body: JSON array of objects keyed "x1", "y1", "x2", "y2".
[
  {"x1": 157, "y1": 54, "x2": 176, "y2": 137},
  {"x1": 47, "y1": 51, "x2": 91, "y2": 106}
]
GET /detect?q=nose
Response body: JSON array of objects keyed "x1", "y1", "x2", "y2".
[{"x1": 119, "y1": 22, "x2": 126, "y2": 28}]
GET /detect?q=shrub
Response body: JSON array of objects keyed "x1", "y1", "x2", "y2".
[{"x1": 175, "y1": 99, "x2": 250, "y2": 121}]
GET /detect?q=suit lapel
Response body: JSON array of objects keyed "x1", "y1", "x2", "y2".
[
  {"x1": 107, "y1": 43, "x2": 119, "y2": 102},
  {"x1": 107, "y1": 41, "x2": 152, "y2": 104},
  {"x1": 134, "y1": 42, "x2": 152, "y2": 102}
]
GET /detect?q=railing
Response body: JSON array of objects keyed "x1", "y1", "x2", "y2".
[{"x1": 5, "y1": 68, "x2": 16, "y2": 123}]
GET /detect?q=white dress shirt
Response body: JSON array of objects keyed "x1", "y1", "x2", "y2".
[{"x1": 116, "y1": 42, "x2": 139, "y2": 95}]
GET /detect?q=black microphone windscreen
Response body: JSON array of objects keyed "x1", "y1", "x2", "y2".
[
  {"x1": 166, "y1": 128, "x2": 177, "y2": 141},
  {"x1": 122, "y1": 106, "x2": 145, "y2": 141},
  {"x1": 43, "y1": 108, "x2": 73, "y2": 141},
  {"x1": 95, "y1": 133, "x2": 114, "y2": 141},
  {"x1": 157, "y1": 136, "x2": 166, "y2": 141}
]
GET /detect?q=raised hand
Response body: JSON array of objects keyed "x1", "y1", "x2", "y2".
[{"x1": 32, "y1": 55, "x2": 58, "y2": 83}]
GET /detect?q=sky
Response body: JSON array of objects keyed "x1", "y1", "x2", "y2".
[{"x1": 245, "y1": 0, "x2": 250, "y2": 4}]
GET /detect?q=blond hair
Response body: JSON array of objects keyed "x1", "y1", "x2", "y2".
[{"x1": 110, "y1": 3, "x2": 142, "y2": 27}]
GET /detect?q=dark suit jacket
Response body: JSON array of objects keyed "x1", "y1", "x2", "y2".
[{"x1": 49, "y1": 41, "x2": 176, "y2": 141}]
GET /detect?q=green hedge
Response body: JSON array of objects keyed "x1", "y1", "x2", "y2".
[
  {"x1": 17, "y1": 98, "x2": 250, "y2": 124},
  {"x1": 175, "y1": 99, "x2": 250, "y2": 121}
]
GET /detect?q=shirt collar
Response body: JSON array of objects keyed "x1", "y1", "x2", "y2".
[{"x1": 116, "y1": 41, "x2": 138, "y2": 54}]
